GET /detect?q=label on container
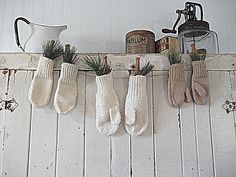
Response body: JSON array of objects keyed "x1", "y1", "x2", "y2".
[{"x1": 126, "y1": 35, "x2": 148, "y2": 53}]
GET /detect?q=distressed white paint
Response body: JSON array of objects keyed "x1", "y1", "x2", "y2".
[
  {"x1": 0, "y1": 53, "x2": 236, "y2": 177},
  {"x1": 0, "y1": 0, "x2": 236, "y2": 53}
]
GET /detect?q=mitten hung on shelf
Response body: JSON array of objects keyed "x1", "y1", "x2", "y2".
[
  {"x1": 192, "y1": 60, "x2": 209, "y2": 105},
  {"x1": 168, "y1": 63, "x2": 192, "y2": 108},
  {"x1": 28, "y1": 56, "x2": 54, "y2": 107},
  {"x1": 125, "y1": 75, "x2": 148, "y2": 136},
  {"x1": 96, "y1": 73, "x2": 121, "y2": 136}
]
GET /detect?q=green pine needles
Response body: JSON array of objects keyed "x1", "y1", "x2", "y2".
[
  {"x1": 83, "y1": 54, "x2": 112, "y2": 76},
  {"x1": 167, "y1": 49, "x2": 182, "y2": 65},
  {"x1": 135, "y1": 61, "x2": 154, "y2": 76},
  {"x1": 63, "y1": 44, "x2": 77, "y2": 64},
  {"x1": 42, "y1": 40, "x2": 63, "y2": 60},
  {"x1": 190, "y1": 52, "x2": 206, "y2": 61}
]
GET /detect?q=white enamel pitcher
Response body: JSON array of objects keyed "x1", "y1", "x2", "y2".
[{"x1": 14, "y1": 17, "x2": 67, "y2": 52}]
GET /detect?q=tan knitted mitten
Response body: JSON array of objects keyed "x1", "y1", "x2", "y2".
[
  {"x1": 168, "y1": 63, "x2": 192, "y2": 108},
  {"x1": 192, "y1": 60, "x2": 209, "y2": 105}
]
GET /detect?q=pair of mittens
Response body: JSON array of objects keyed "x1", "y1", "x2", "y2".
[
  {"x1": 96, "y1": 74, "x2": 148, "y2": 136},
  {"x1": 168, "y1": 63, "x2": 192, "y2": 107},
  {"x1": 29, "y1": 56, "x2": 78, "y2": 113},
  {"x1": 125, "y1": 75, "x2": 148, "y2": 136},
  {"x1": 96, "y1": 73, "x2": 121, "y2": 136},
  {"x1": 192, "y1": 60, "x2": 209, "y2": 105}
]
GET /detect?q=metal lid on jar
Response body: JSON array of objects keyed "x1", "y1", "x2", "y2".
[{"x1": 178, "y1": 20, "x2": 210, "y2": 37}]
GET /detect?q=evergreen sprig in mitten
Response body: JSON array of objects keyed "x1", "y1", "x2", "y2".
[
  {"x1": 29, "y1": 56, "x2": 54, "y2": 107},
  {"x1": 192, "y1": 60, "x2": 209, "y2": 105},
  {"x1": 125, "y1": 75, "x2": 148, "y2": 136},
  {"x1": 54, "y1": 63, "x2": 78, "y2": 113},
  {"x1": 168, "y1": 63, "x2": 192, "y2": 108},
  {"x1": 96, "y1": 73, "x2": 121, "y2": 136},
  {"x1": 28, "y1": 40, "x2": 63, "y2": 107}
]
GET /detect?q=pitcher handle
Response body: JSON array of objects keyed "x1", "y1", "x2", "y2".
[{"x1": 14, "y1": 17, "x2": 30, "y2": 52}]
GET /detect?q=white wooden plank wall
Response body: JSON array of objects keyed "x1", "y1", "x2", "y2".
[
  {"x1": 0, "y1": 0, "x2": 236, "y2": 53},
  {"x1": 0, "y1": 53, "x2": 236, "y2": 177}
]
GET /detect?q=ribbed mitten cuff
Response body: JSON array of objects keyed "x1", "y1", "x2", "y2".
[
  {"x1": 59, "y1": 63, "x2": 78, "y2": 84},
  {"x1": 36, "y1": 56, "x2": 54, "y2": 79},
  {"x1": 169, "y1": 63, "x2": 184, "y2": 81},
  {"x1": 127, "y1": 75, "x2": 147, "y2": 98},
  {"x1": 192, "y1": 60, "x2": 208, "y2": 78},
  {"x1": 96, "y1": 73, "x2": 114, "y2": 95}
]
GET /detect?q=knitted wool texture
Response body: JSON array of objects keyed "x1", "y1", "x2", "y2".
[
  {"x1": 28, "y1": 56, "x2": 54, "y2": 107},
  {"x1": 192, "y1": 60, "x2": 209, "y2": 105},
  {"x1": 96, "y1": 73, "x2": 121, "y2": 136},
  {"x1": 125, "y1": 75, "x2": 148, "y2": 136},
  {"x1": 54, "y1": 63, "x2": 78, "y2": 114},
  {"x1": 168, "y1": 63, "x2": 192, "y2": 108}
]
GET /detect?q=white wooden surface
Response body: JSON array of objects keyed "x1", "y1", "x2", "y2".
[
  {"x1": 0, "y1": 53, "x2": 236, "y2": 177},
  {"x1": 0, "y1": 0, "x2": 236, "y2": 53}
]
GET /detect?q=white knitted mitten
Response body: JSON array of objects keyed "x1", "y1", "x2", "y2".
[
  {"x1": 125, "y1": 75, "x2": 148, "y2": 136},
  {"x1": 54, "y1": 63, "x2": 78, "y2": 114},
  {"x1": 96, "y1": 73, "x2": 121, "y2": 136},
  {"x1": 29, "y1": 56, "x2": 54, "y2": 107}
]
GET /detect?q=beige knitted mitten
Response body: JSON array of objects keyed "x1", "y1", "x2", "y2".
[
  {"x1": 125, "y1": 75, "x2": 148, "y2": 136},
  {"x1": 54, "y1": 63, "x2": 78, "y2": 114},
  {"x1": 168, "y1": 63, "x2": 192, "y2": 108},
  {"x1": 28, "y1": 56, "x2": 54, "y2": 107},
  {"x1": 192, "y1": 60, "x2": 209, "y2": 105},
  {"x1": 96, "y1": 73, "x2": 121, "y2": 136}
]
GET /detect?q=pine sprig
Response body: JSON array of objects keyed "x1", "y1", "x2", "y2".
[
  {"x1": 190, "y1": 52, "x2": 206, "y2": 61},
  {"x1": 167, "y1": 49, "x2": 182, "y2": 65},
  {"x1": 63, "y1": 44, "x2": 77, "y2": 64},
  {"x1": 42, "y1": 40, "x2": 63, "y2": 60},
  {"x1": 136, "y1": 61, "x2": 154, "y2": 76},
  {"x1": 82, "y1": 54, "x2": 112, "y2": 76}
]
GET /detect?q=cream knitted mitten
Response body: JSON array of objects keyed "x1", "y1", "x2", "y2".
[
  {"x1": 54, "y1": 63, "x2": 78, "y2": 114},
  {"x1": 29, "y1": 56, "x2": 54, "y2": 107},
  {"x1": 192, "y1": 60, "x2": 209, "y2": 105},
  {"x1": 168, "y1": 63, "x2": 192, "y2": 108},
  {"x1": 96, "y1": 73, "x2": 121, "y2": 136},
  {"x1": 125, "y1": 75, "x2": 148, "y2": 136}
]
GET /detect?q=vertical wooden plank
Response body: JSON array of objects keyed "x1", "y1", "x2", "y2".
[
  {"x1": 111, "y1": 71, "x2": 130, "y2": 177},
  {"x1": 84, "y1": 72, "x2": 110, "y2": 177},
  {"x1": 209, "y1": 71, "x2": 236, "y2": 177},
  {"x1": 194, "y1": 70, "x2": 215, "y2": 177},
  {"x1": 28, "y1": 72, "x2": 59, "y2": 177},
  {"x1": 180, "y1": 71, "x2": 198, "y2": 177},
  {"x1": 0, "y1": 69, "x2": 9, "y2": 176},
  {"x1": 1, "y1": 71, "x2": 32, "y2": 177},
  {"x1": 153, "y1": 71, "x2": 182, "y2": 177},
  {"x1": 56, "y1": 71, "x2": 85, "y2": 177},
  {"x1": 131, "y1": 73, "x2": 155, "y2": 177}
]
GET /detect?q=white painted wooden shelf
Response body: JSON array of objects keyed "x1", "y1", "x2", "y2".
[{"x1": 0, "y1": 53, "x2": 236, "y2": 177}]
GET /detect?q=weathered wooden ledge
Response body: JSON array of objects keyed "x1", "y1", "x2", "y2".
[{"x1": 0, "y1": 52, "x2": 236, "y2": 71}]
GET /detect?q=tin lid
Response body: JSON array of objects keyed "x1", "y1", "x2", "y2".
[{"x1": 178, "y1": 20, "x2": 210, "y2": 37}]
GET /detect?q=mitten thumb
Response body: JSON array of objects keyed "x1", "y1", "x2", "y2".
[
  {"x1": 109, "y1": 106, "x2": 121, "y2": 125},
  {"x1": 184, "y1": 86, "x2": 192, "y2": 103},
  {"x1": 125, "y1": 105, "x2": 136, "y2": 126},
  {"x1": 193, "y1": 82, "x2": 207, "y2": 97}
]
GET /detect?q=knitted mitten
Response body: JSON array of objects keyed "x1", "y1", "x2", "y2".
[
  {"x1": 29, "y1": 56, "x2": 54, "y2": 107},
  {"x1": 96, "y1": 73, "x2": 121, "y2": 136},
  {"x1": 125, "y1": 75, "x2": 148, "y2": 136},
  {"x1": 192, "y1": 60, "x2": 209, "y2": 105},
  {"x1": 54, "y1": 63, "x2": 78, "y2": 114},
  {"x1": 168, "y1": 63, "x2": 192, "y2": 108}
]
